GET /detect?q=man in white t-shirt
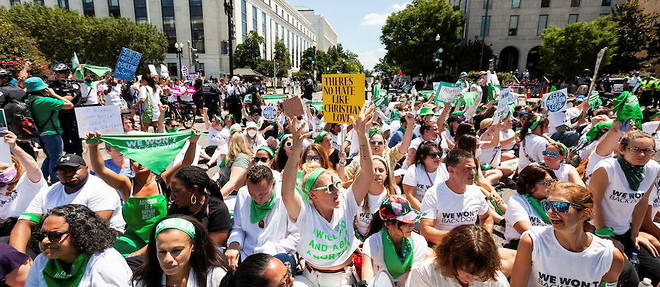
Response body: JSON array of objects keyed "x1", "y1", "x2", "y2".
[
  {"x1": 9, "y1": 154, "x2": 124, "y2": 254},
  {"x1": 225, "y1": 166, "x2": 299, "y2": 269},
  {"x1": 420, "y1": 149, "x2": 492, "y2": 245}
]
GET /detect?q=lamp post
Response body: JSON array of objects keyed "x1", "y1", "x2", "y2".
[
  {"x1": 174, "y1": 42, "x2": 183, "y2": 78},
  {"x1": 224, "y1": 0, "x2": 235, "y2": 78}
]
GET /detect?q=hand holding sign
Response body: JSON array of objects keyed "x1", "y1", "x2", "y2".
[{"x1": 542, "y1": 89, "x2": 568, "y2": 113}]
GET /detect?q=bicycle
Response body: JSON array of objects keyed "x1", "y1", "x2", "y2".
[{"x1": 165, "y1": 100, "x2": 196, "y2": 129}]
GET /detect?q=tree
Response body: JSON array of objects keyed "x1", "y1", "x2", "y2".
[
  {"x1": 608, "y1": 0, "x2": 659, "y2": 72},
  {"x1": 540, "y1": 17, "x2": 617, "y2": 79},
  {"x1": 300, "y1": 46, "x2": 316, "y2": 72},
  {"x1": 234, "y1": 31, "x2": 264, "y2": 69},
  {"x1": 256, "y1": 60, "x2": 288, "y2": 78},
  {"x1": 445, "y1": 39, "x2": 493, "y2": 75},
  {"x1": 273, "y1": 39, "x2": 291, "y2": 67},
  {"x1": 373, "y1": 57, "x2": 399, "y2": 75},
  {"x1": 380, "y1": 0, "x2": 463, "y2": 76},
  {"x1": 0, "y1": 10, "x2": 49, "y2": 77},
  {"x1": 325, "y1": 44, "x2": 363, "y2": 74}
]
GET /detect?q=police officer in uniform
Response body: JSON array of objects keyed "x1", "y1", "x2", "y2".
[{"x1": 49, "y1": 63, "x2": 83, "y2": 155}]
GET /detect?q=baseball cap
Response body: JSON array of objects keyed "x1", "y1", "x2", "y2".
[
  {"x1": 54, "y1": 154, "x2": 86, "y2": 170},
  {"x1": 379, "y1": 195, "x2": 423, "y2": 224}
]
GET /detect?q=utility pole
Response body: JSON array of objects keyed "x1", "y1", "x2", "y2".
[{"x1": 224, "y1": 0, "x2": 235, "y2": 78}]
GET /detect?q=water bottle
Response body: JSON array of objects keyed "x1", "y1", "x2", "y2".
[
  {"x1": 630, "y1": 252, "x2": 640, "y2": 273},
  {"x1": 638, "y1": 278, "x2": 653, "y2": 287}
]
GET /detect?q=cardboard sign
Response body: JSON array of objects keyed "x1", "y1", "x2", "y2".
[
  {"x1": 282, "y1": 96, "x2": 304, "y2": 117},
  {"x1": 433, "y1": 82, "x2": 462, "y2": 103},
  {"x1": 113, "y1": 48, "x2": 142, "y2": 81},
  {"x1": 75, "y1": 105, "x2": 124, "y2": 138},
  {"x1": 261, "y1": 106, "x2": 278, "y2": 120},
  {"x1": 322, "y1": 74, "x2": 366, "y2": 124},
  {"x1": 542, "y1": 88, "x2": 568, "y2": 113},
  {"x1": 181, "y1": 65, "x2": 189, "y2": 80}
]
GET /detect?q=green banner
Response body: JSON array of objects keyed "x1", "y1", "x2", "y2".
[
  {"x1": 262, "y1": 94, "x2": 288, "y2": 106},
  {"x1": 309, "y1": 100, "x2": 324, "y2": 113},
  {"x1": 86, "y1": 131, "x2": 198, "y2": 174}
]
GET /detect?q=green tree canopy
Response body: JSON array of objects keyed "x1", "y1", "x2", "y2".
[
  {"x1": 607, "y1": 0, "x2": 659, "y2": 72},
  {"x1": 300, "y1": 46, "x2": 316, "y2": 72},
  {"x1": 0, "y1": 10, "x2": 49, "y2": 76},
  {"x1": 540, "y1": 17, "x2": 617, "y2": 79},
  {"x1": 273, "y1": 39, "x2": 291, "y2": 68},
  {"x1": 380, "y1": 0, "x2": 462, "y2": 76},
  {"x1": 234, "y1": 30, "x2": 264, "y2": 69}
]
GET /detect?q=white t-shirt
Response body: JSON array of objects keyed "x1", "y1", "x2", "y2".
[
  {"x1": 524, "y1": 226, "x2": 614, "y2": 287},
  {"x1": 585, "y1": 152, "x2": 612, "y2": 182},
  {"x1": 551, "y1": 164, "x2": 576, "y2": 183},
  {"x1": 402, "y1": 164, "x2": 449, "y2": 203},
  {"x1": 207, "y1": 127, "x2": 226, "y2": 147},
  {"x1": 406, "y1": 259, "x2": 509, "y2": 287},
  {"x1": 504, "y1": 194, "x2": 550, "y2": 242},
  {"x1": 79, "y1": 81, "x2": 100, "y2": 106},
  {"x1": 500, "y1": 129, "x2": 516, "y2": 150},
  {"x1": 104, "y1": 85, "x2": 124, "y2": 107},
  {"x1": 295, "y1": 188, "x2": 361, "y2": 267},
  {"x1": 0, "y1": 174, "x2": 47, "y2": 219},
  {"x1": 592, "y1": 158, "x2": 660, "y2": 234},
  {"x1": 421, "y1": 182, "x2": 489, "y2": 231},
  {"x1": 24, "y1": 174, "x2": 126, "y2": 232},
  {"x1": 518, "y1": 134, "x2": 549, "y2": 172},
  {"x1": 650, "y1": 181, "x2": 660, "y2": 221},
  {"x1": 479, "y1": 144, "x2": 502, "y2": 168},
  {"x1": 409, "y1": 137, "x2": 441, "y2": 151},
  {"x1": 27, "y1": 248, "x2": 132, "y2": 287},
  {"x1": 136, "y1": 267, "x2": 226, "y2": 287},
  {"x1": 228, "y1": 185, "x2": 299, "y2": 258},
  {"x1": 139, "y1": 86, "x2": 160, "y2": 121},
  {"x1": 355, "y1": 192, "x2": 388, "y2": 238},
  {"x1": 363, "y1": 230, "x2": 428, "y2": 286}
]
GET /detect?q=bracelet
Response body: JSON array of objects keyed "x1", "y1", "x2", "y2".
[{"x1": 594, "y1": 227, "x2": 615, "y2": 238}]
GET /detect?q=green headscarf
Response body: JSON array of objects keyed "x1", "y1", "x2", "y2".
[
  {"x1": 616, "y1": 155, "x2": 645, "y2": 191},
  {"x1": 314, "y1": 131, "x2": 329, "y2": 144},
  {"x1": 381, "y1": 229, "x2": 414, "y2": 279},
  {"x1": 42, "y1": 253, "x2": 91, "y2": 287}
]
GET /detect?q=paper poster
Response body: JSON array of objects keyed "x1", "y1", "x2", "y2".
[
  {"x1": 493, "y1": 88, "x2": 516, "y2": 124},
  {"x1": 322, "y1": 74, "x2": 366, "y2": 124},
  {"x1": 74, "y1": 105, "x2": 124, "y2": 138},
  {"x1": 113, "y1": 47, "x2": 142, "y2": 81},
  {"x1": 261, "y1": 106, "x2": 278, "y2": 121},
  {"x1": 181, "y1": 65, "x2": 189, "y2": 80},
  {"x1": 148, "y1": 64, "x2": 158, "y2": 76},
  {"x1": 160, "y1": 64, "x2": 169, "y2": 78},
  {"x1": 542, "y1": 88, "x2": 568, "y2": 113},
  {"x1": 433, "y1": 82, "x2": 462, "y2": 103}
]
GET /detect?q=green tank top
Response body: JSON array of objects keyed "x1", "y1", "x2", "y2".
[{"x1": 121, "y1": 194, "x2": 168, "y2": 242}]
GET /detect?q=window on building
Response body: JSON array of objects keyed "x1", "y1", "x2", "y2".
[
  {"x1": 9, "y1": 0, "x2": 21, "y2": 6},
  {"x1": 480, "y1": 16, "x2": 491, "y2": 37},
  {"x1": 241, "y1": 0, "x2": 248, "y2": 40},
  {"x1": 483, "y1": 0, "x2": 492, "y2": 9},
  {"x1": 167, "y1": 63, "x2": 178, "y2": 78},
  {"x1": 568, "y1": 14, "x2": 578, "y2": 24},
  {"x1": 252, "y1": 6, "x2": 258, "y2": 32},
  {"x1": 571, "y1": 0, "x2": 580, "y2": 7},
  {"x1": 134, "y1": 0, "x2": 148, "y2": 23},
  {"x1": 541, "y1": 0, "x2": 550, "y2": 7},
  {"x1": 197, "y1": 63, "x2": 205, "y2": 75},
  {"x1": 601, "y1": 0, "x2": 611, "y2": 6},
  {"x1": 189, "y1": 0, "x2": 205, "y2": 53},
  {"x1": 161, "y1": 0, "x2": 177, "y2": 53},
  {"x1": 508, "y1": 15, "x2": 519, "y2": 36},
  {"x1": 537, "y1": 15, "x2": 548, "y2": 35},
  {"x1": 57, "y1": 0, "x2": 69, "y2": 9},
  {"x1": 108, "y1": 0, "x2": 120, "y2": 17},
  {"x1": 262, "y1": 11, "x2": 267, "y2": 59},
  {"x1": 82, "y1": 0, "x2": 95, "y2": 17},
  {"x1": 512, "y1": 0, "x2": 520, "y2": 8}
]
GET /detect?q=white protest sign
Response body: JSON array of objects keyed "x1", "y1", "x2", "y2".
[
  {"x1": 493, "y1": 88, "x2": 516, "y2": 124},
  {"x1": 148, "y1": 64, "x2": 158, "y2": 76},
  {"x1": 542, "y1": 88, "x2": 568, "y2": 113},
  {"x1": 75, "y1": 105, "x2": 124, "y2": 138},
  {"x1": 261, "y1": 106, "x2": 278, "y2": 121},
  {"x1": 160, "y1": 64, "x2": 169, "y2": 78},
  {"x1": 433, "y1": 82, "x2": 463, "y2": 103},
  {"x1": 181, "y1": 65, "x2": 189, "y2": 80}
]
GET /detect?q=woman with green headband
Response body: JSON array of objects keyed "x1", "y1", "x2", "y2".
[
  {"x1": 314, "y1": 130, "x2": 344, "y2": 175},
  {"x1": 281, "y1": 106, "x2": 375, "y2": 287},
  {"x1": 131, "y1": 215, "x2": 228, "y2": 287},
  {"x1": 542, "y1": 141, "x2": 585, "y2": 187},
  {"x1": 517, "y1": 113, "x2": 550, "y2": 173}
]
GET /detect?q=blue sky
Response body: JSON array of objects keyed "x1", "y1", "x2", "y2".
[{"x1": 289, "y1": 0, "x2": 410, "y2": 70}]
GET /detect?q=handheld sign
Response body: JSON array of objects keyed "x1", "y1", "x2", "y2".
[
  {"x1": 261, "y1": 106, "x2": 278, "y2": 120},
  {"x1": 0, "y1": 109, "x2": 8, "y2": 164},
  {"x1": 542, "y1": 88, "x2": 568, "y2": 113},
  {"x1": 148, "y1": 64, "x2": 158, "y2": 76},
  {"x1": 181, "y1": 66, "x2": 189, "y2": 80},
  {"x1": 493, "y1": 88, "x2": 515, "y2": 124},
  {"x1": 322, "y1": 74, "x2": 366, "y2": 124},
  {"x1": 433, "y1": 82, "x2": 462, "y2": 103},
  {"x1": 74, "y1": 105, "x2": 124, "y2": 138},
  {"x1": 113, "y1": 48, "x2": 142, "y2": 81},
  {"x1": 282, "y1": 96, "x2": 304, "y2": 117}
]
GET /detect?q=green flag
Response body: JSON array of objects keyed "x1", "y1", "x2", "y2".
[
  {"x1": 486, "y1": 71, "x2": 500, "y2": 102},
  {"x1": 86, "y1": 131, "x2": 198, "y2": 174},
  {"x1": 372, "y1": 84, "x2": 381, "y2": 100},
  {"x1": 309, "y1": 101, "x2": 324, "y2": 113},
  {"x1": 612, "y1": 91, "x2": 643, "y2": 128},
  {"x1": 75, "y1": 64, "x2": 112, "y2": 80},
  {"x1": 71, "y1": 52, "x2": 80, "y2": 70},
  {"x1": 588, "y1": 91, "x2": 602, "y2": 109}
]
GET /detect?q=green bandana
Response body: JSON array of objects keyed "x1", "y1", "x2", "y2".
[
  {"x1": 381, "y1": 229, "x2": 414, "y2": 279},
  {"x1": 155, "y1": 218, "x2": 196, "y2": 239},
  {"x1": 368, "y1": 128, "x2": 382, "y2": 138},
  {"x1": 524, "y1": 194, "x2": 551, "y2": 224},
  {"x1": 43, "y1": 253, "x2": 91, "y2": 287},
  {"x1": 301, "y1": 168, "x2": 326, "y2": 201},
  {"x1": 616, "y1": 155, "x2": 645, "y2": 190},
  {"x1": 314, "y1": 131, "x2": 328, "y2": 144},
  {"x1": 250, "y1": 192, "x2": 276, "y2": 223},
  {"x1": 612, "y1": 92, "x2": 643, "y2": 129},
  {"x1": 585, "y1": 122, "x2": 612, "y2": 141}
]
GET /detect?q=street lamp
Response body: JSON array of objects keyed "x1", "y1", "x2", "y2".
[
  {"x1": 224, "y1": 0, "x2": 235, "y2": 78},
  {"x1": 174, "y1": 42, "x2": 184, "y2": 78}
]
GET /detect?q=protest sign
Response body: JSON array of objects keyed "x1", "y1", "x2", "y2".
[
  {"x1": 262, "y1": 106, "x2": 278, "y2": 120},
  {"x1": 542, "y1": 89, "x2": 568, "y2": 113},
  {"x1": 113, "y1": 48, "x2": 142, "y2": 81},
  {"x1": 148, "y1": 65, "x2": 158, "y2": 76},
  {"x1": 0, "y1": 109, "x2": 8, "y2": 163},
  {"x1": 262, "y1": 94, "x2": 288, "y2": 106},
  {"x1": 322, "y1": 74, "x2": 365, "y2": 124},
  {"x1": 433, "y1": 82, "x2": 462, "y2": 103},
  {"x1": 160, "y1": 64, "x2": 169, "y2": 78},
  {"x1": 282, "y1": 96, "x2": 304, "y2": 117},
  {"x1": 181, "y1": 66, "x2": 189, "y2": 80},
  {"x1": 74, "y1": 105, "x2": 124, "y2": 138},
  {"x1": 493, "y1": 89, "x2": 515, "y2": 124}
]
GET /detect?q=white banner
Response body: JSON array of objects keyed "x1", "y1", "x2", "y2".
[{"x1": 75, "y1": 105, "x2": 124, "y2": 138}]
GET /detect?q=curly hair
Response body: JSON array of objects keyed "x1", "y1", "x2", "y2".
[
  {"x1": 132, "y1": 215, "x2": 226, "y2": 287},
  {"x1": 619, "y1": 130, "x2": 655, "y2": 150},
  {"x1": 246, "y1": 165, "x2": 274, "y2": 185},
  {"x1": 174, "y1": 166, "x2": 221, "y2": 196},
  {"x1": 435, "y1": 225, "x2": 500, "y2": 282},
  {"x1": 44, "y1": 204, "x2": 116, "y2": 254}
]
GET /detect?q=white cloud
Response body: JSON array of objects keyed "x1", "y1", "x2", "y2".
[
  {"x1": 358, "y1": 48, "x2": 387, "y2": 70},
  {"x1": 361, "y1": 13, "x2": 389, "y2": 26},
  {"x1": 391, "y1": 2, "x2": 410, "y2": 11}
]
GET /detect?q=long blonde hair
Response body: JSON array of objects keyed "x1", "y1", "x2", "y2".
[{"x1": 227, "y1": 132, "x2": 254, "y2": 165}]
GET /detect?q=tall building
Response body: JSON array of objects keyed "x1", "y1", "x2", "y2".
[
  {"x1": 449, "y1": 0, "x2": 625, "y2": 73},
  {"x1": 1, "y1": 0, "x2": 332, "y2": 77},
  {"x1": 297, "y1": 7, "x2": 338, "y2": 52}
]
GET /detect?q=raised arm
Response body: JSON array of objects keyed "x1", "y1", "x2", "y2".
[
  {"x1": 397, "y1": 113, "x2": 416, "y2": 154},
  {"x1": 435, "y1": 102, "x2": 453, "y2": 133},
  {"x1": 594, "y1": 121, "x2": 623, "y2": 157},
  {"x1": 589, "y1": 167, "x2": 609, "y2": 230},
  {"x1": 86, "y1": 133, "x2": 132, "y2": 201},
  {"x1": 281, "y1": 117, "x2": 306, "y2": 222},
  {"x1": 5, "y1": 131, "x2": 42, "y2": 183},
  {"x1": 161, "y1": 132, "x2": 200, "y2": 183},
  {"x1": 350, "y1": 106, "x2": 376, "y2": 206}
]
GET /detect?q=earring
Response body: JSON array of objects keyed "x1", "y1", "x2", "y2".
[{"x1": 191, "y1": 194, "x2": 197, "y2": 205}]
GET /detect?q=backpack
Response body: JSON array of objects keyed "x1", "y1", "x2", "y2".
[{"x1": 4, "y1": 95, "x2": 43, "y2": 140}]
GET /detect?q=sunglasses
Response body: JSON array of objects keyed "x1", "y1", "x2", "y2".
[
  {"x1": 33, "y1": 231, "x2": 69, "y2": 242},
  {"x1": 428, "y1": 152, "x2": 442, "y2": 159},
  {"x1": 254, "y1": 157, "x2": 269, "y2": 163},
  {"x1": 312, "y1": 182, "x2": 342, "y2": 194},
  {"x1": 370, "y1": 140, "x2": 384, "y2": 146},
  {"x1": 537, "y1": 179, "x2": 557, "y2": 187},
  {"x1": 542, "y1": 151, "x2": 559, "y2": 158},
  {"x1": 305, "y1": 155, "x2": 322, "y2": 162},
  {"x1": 541, "y1": 200, "x2": 585, "y2": 214}
]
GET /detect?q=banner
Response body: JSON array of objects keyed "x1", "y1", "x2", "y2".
[
  {"x1": 262, "y1": 94, "x2": 288, "y2": 106},
  {"x1": 322, "y1": 74, "x2": 366, "y2": 124},
  {"x1": 542, "y1": 88, "x2": 568, "y2": 113},
  {"x1": 486, "y1": 71, "x2": 501, "y2": 102},
  {"x1": 433, "y1": 82, "x2": 462, "y2": 103},
  {"x1": 74, "y1": 105, "x2": 124, "y2": 138},
  {"x1": 75, "y1": 64, "x2": 112, "y2": 81},
  {"x1": 113, "y1": 48, "x2": 142, "y2": 81},
  {"x1": 261, "y1": 106, "x2": 277, "y2": 120},
  {"x1": 86, "y1": 132, "x2": 199, "y2": 174}
]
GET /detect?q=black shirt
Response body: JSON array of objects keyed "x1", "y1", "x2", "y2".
[
  {"x1": 0, "y1": 84, "x2": 25, "y2": 108},
  {"x1": 168, "y1": 195, "x2": 231, "y2": 233}
]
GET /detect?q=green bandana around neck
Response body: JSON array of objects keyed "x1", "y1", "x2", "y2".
[
  {"x1": 524, "y1": 194, "x2": 551, "y2": 224},
  {"x1": 42, "y1": 253, "x2": 91, "y2": 287},
  {"x1": 616, "y1": 155, "x2": 645, "y2": 190},
  {"x1": 381, "y1": 229, "x2": 414, "y2": 279},
  {"x1": 250, "y1": 192, "x2": 276, "y2": 223}
]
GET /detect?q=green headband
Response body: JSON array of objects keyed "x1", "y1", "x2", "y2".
[
  {"x1": 257, "y1": 145, "x2": 276, "y2": 158},
  {"x1": 368, "y1": 128, "x2": 382, "y2": 138},
  {"x1": 314, "y1": 131, "x2": 328, "y2": 144},
  {"x1": 551, "y1": 141, "x2": 569, "y2": 157},
  {"x1": 302, "y1": 168, "x2": 327, "y2": 201},
  {"x1": 155, "y1": 218, "x2": 196, "y2": 239},
  {"x1": 529, "y1": 115, "x2": 543, "y2": 132}
]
